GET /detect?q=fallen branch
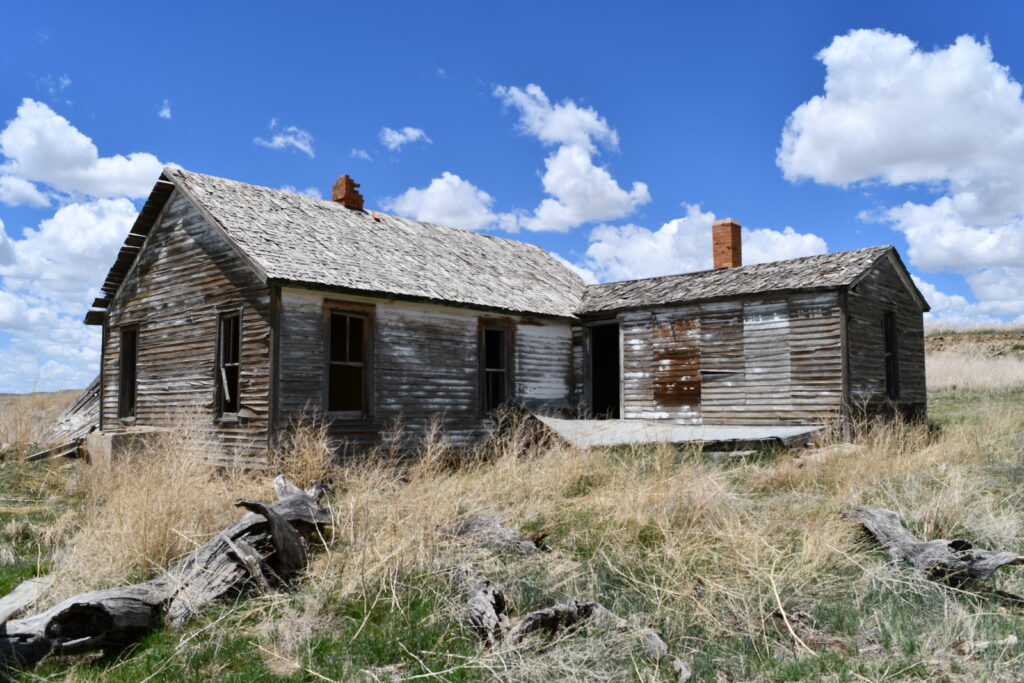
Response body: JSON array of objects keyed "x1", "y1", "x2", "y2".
[
  {"x1": 0, "y1": 475, "x2": 331, "y2": 669},
  {"x1": 850, "y1": 507, "x2": 1024, "y2": 584}
]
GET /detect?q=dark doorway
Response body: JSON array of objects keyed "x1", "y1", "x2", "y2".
[{"x1": 590, "y1": 324, "x2": 620, "y2": 418}]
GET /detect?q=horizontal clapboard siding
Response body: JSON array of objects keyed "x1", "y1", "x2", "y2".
[
  {"x1": 102, "y1": 190, "x2": 273, "y2": 464},
  {"x1": 616, "y1": 292, "x2": 844, "y2": 426},
  {"x1": 277, "y1": 289, "x2": 576, "y2": 452}
]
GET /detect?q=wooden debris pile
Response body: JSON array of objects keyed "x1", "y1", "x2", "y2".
[
  {"x1": 0, "y1": 475, "x2": 331, "y2": 669},
  {"x1": 452, "y1": 515, "x2": 691, "y2": 681}
]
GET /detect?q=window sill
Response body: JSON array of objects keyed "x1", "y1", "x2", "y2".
[
  {"x1": 217, "y1": 414, "x2": 240, "y2": 424},
  {"x1": 326, "y1": 411, "x2": 369, "y2": 420}
]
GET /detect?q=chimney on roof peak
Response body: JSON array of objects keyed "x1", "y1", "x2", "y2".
[
  {"x1": 712, "y1": 217, "x2": 742, "y2": 269},
  {"x1": 332, "y1": 174, "x2": 364, "y2": 210}
]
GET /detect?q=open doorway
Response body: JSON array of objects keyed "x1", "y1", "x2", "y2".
[{"x1": 590, "y1": 323, "x2": 620, "y2": 418}]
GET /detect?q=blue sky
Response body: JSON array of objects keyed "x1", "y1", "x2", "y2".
[{"x1": 2, "y1": 1, "x2": 1024, "y2": 391}]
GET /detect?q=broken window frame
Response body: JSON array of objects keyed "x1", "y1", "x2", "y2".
[
  {"x1": 117, "y1": 324, "x2": 139, "y2": 420},
  {"x1": 216, "y1": 310, "x2": 242, "y2": 417},
  {"x1": 479, "y1": 319, "x2": 513, "y2": 414},
  {"x1": 883, "y1": 310, "x2": 900, "y2": 401},
  {"x1": 323, "y1": 301, "x2": 374, "y2": 418}
]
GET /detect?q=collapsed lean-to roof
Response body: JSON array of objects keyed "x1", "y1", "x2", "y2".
[{"x1": 89, "y1": 168, "x2": 928, "y2": 322}]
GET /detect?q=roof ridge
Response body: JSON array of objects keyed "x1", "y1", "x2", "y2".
[
  {"x1": 586, "y1": 244, "x2": 893, "y2": 290},
  {"x1": 161, "y1": 167, "x2": 587, "y2": 317},
  {"x1": 168, "y1": 167, "x2": 569, "y2": 258}
]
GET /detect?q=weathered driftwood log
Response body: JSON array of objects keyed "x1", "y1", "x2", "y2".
[
  {"x1": 0, "y1": 475, "x2": 330, "y2": 669},
  {"x1": 850, "y1": 507, "x2": 1024, "y2": 583}
]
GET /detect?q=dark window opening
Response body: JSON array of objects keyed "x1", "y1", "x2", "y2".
[
  {"x1": 590, "y1": 324, "x2": 620, "y2": 418},
  {"x1": 328, "y1": 313, "x2": 366, "y2": 413},
  {"x1": 482, "y1": 327, "x2": 509, "y2": 412},
  {"x1": 883, "y1": 311, "x2": 900, "y2": 401},
  {"x1": 118, "y1": 326, "x2": 138, "y2": 418},
  {"x1": 217, "y1": 313, "x2": 241, "y2": 414}
]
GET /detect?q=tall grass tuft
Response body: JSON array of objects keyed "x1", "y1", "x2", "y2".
[{"x1": 44, "y1": 415, "x2": 269, "y2": 602}]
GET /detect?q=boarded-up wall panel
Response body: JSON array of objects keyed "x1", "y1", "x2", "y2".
[
  {"x1": 699, "y1": 293, "x2": 844, "y2": 425},
  {"x1": 621, "y1": 308, "x2": 701, "y2": 424}
]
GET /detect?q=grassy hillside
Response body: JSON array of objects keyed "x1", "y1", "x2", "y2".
[{"x1": 2, "y1": 335, "x2": 1024, "y2": 681}]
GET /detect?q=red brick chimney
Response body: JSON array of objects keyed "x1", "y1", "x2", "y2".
[
  {"x1": 332, "y1": 174, "x2": 364, "y2": 210},
  {"x1": 712, "y1": 218, "x2": 742, "y2": 269}
]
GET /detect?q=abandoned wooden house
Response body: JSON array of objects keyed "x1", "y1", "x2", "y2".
[{"x1": 61, "y1": 168, "x2": 928, "y2": 460}]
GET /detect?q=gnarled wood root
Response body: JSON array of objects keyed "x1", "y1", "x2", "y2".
[
  {"x1": 0, "y1": 475, "x2": 331, "y2": 669},
  {"x1": 850, "y1": 506, "x2": 1024, "y2": 584}
]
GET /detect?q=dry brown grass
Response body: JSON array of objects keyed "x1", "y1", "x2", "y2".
[
  {"x1": 43, "y1": 415, "x2": 271, "y2": 601},
  {"x1": 0, "y1": 390, "x2": 76, "y2": 454},
  {"x1": 6, "y1": 344, "x2": 1024, "y2": 679},
  {"x1": 927, "y1": 347, "x2": 1024, "y2": 393},
  {"x1": 217, "y1": 401, "x2": 1021, "y2": 679}
]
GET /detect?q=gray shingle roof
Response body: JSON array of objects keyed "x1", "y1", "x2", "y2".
[
  {"x1": 579, "y1": 246, "x2": 896, "y2": 314},
  {"x1": 147, "y1": 169, "x2": 920, "y2": 320},
  {"x1": 166, "y1": 168, "x2": 588, "y2": 318}
]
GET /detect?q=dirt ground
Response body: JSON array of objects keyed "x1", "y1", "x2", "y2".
[{"x1": 925, "y1": 330, "x2": 1024, "y2": 358}]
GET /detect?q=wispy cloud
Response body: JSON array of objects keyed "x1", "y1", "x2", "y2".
[
  {"x1": 280, "y1": 185, "x2": 322, "y2": 199},
  {"x1": 254, "y1": 119, "x2": 315, "y2": 158},
  {"x1": 158, "y1": 99, "x2": 172, "y2": 120},
  {"x1": 350, "y1": 148, "x2": 372, "y2": 161},
  {"x1": 379, "y1": 126, "x2": 431, "y2": 151}
]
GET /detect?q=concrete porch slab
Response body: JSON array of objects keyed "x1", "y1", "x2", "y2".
[{"x1": 533, "y1": 416, "x2": 824, "y2": 449}]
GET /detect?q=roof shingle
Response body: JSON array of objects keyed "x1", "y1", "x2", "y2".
[
  {"x1": 579, "y1": 246, "x2": 895, "y2": 314},
  {"x1": 146, "y1": 169, "x2": 920, "y2": 320},
  {"x1": 167, "y1": 168, "x2": 588, "y2": 318}
]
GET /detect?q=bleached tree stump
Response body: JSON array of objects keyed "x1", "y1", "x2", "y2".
[{"x1": 0, "y1": 475, "x2": 331, "y2": 668}]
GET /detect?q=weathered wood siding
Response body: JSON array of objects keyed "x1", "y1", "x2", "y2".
[
  {"x1": 571, "y1": 324, "x2": 585, "y2": 411},
  {"x1": 101, "y1": 190, "x2": 273, "y2": 461},
  {"x1": 277, "y1": 289, "x2": 575, "y2": 451},
  {"x1": 514, "y1": 320, "x2": 574, "y2": 411},
  {"x1": 846, "y1": 255, "x2": 927, "y2": 418},
  {"x1": 614, "y1": 292, "x2": 844, "y2": 425}
]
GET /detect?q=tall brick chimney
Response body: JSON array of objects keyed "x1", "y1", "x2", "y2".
[
  {"x1": 712, "y1": 218, "x2": 742, "y2": 269},
  {"x1": 332, "y1": 174, "x2": 364, "y2": 210}
]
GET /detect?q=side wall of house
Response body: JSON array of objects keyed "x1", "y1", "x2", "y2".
[
  {"x1": 612, "y1": 291, "x2": 844, "y2": 425},
  {"x1": 276, "y1": 288, "x2": 574, "y2": 453},
  {"x1": 846, "y1": 256, "x2": 927, "y2": 418},
  {"x1": 102, "y1": 190, "x2": 273, "y2": 462}
]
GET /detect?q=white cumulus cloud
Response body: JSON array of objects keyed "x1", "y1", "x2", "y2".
[
  {"x1": 350, "y1": 148, "x2": 372, "y2": 161},
  {"x1": 581, "y1": 204, "x2": 827, "y2": 282},
  {"x1": 0, "y1": 98, "x2": 163, "y2": 198},
  {"x1": 0, "y1": 176, "x2": 49, "y2": 207},
  {"x1": 0, "y1": 100, "x2": 166, "y2": 390},
  {"x1": 379, "y1": 126, "x2": 431, "y2": 151},
  {"x1": 254, "y1": 119, "x2": 315, "y2": 158},
  {"x1": 495, "y1": 84, "x2": 649, "y2": 232},
  {"x1": 779, "y1": 29, "x2": 1024, "y2": 321},
  {"x1": 158, "y1": 99, "x2": 172, "y2": 119},
  {"x1": 381, "y1": 171, "x2": 500, "y2": 231}
]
